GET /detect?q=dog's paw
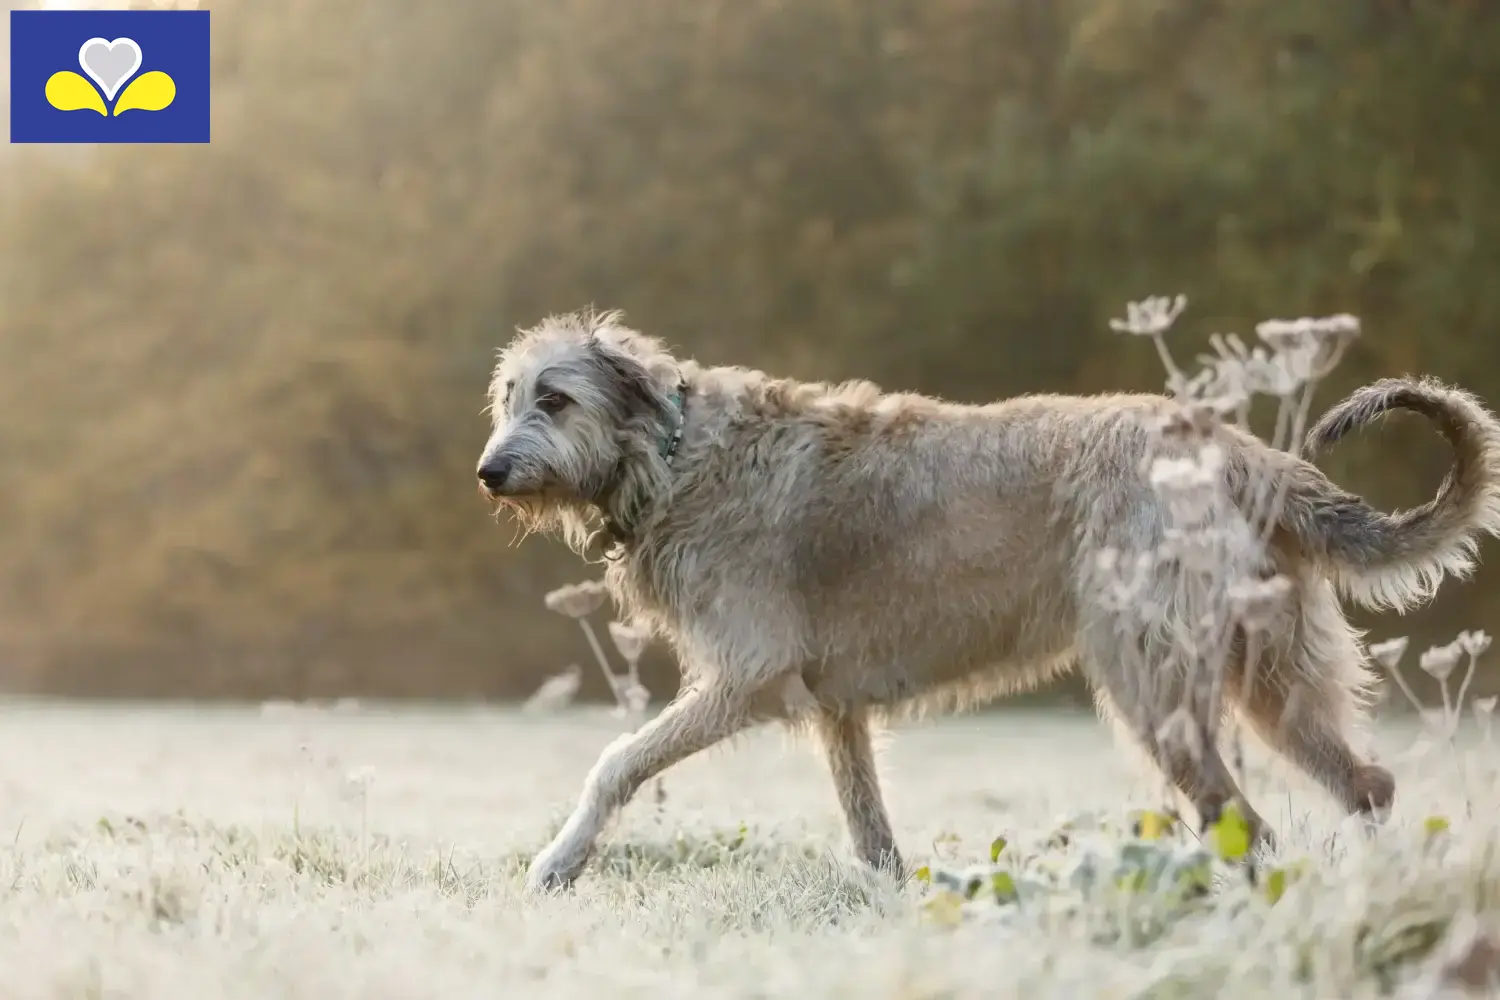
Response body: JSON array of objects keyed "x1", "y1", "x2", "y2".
[
  {"x1": 524, "y1": 845, "x2": 587, "y2": 895},
  {"x1": 864, "y1": 847, "x2": 907, "y2": 882},
  {"x1": 524, "y1": 867, "x2": 575, "y2": 896}
]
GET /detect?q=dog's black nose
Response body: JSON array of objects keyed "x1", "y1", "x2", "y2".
[{"x1": 477, "y1": 457, "x2": 512, "y2": 491}]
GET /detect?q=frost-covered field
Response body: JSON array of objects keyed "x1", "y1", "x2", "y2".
[{"x1": 0, "y1": 701, "x2": 1494, "y2": 999}]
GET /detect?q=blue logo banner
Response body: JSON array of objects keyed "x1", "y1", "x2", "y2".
[{"x1": 10, "y1": 9, "x2": 210, "y2": 144}]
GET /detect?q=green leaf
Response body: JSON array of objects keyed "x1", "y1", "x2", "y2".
[
  {"x1": 990, "y1": 870, "x2": 1018, "y2": 902},
  {"x1": 1423, "y1": 816, "x2": 1450, "y2": 837},
  {"x1": 1265, "y1": 866, "x2": 1289, "y2": 904},
  {"x1": 921, "y1": 889, "x2": 965, "y2": 927},
  {"x1": 989, "y1": 836, "x2": 1008, "y2": 862},
  {"x1": 913, "y1": 865, "x2": 931, "y2": 884},
  {"x1": 1173, "y1": 857, "x2": 1213, "y2": 899},
  {"x1": 1209, "y1": 802, "x2": 1252, "y2": 861},
  {"x1": 1116, "y1": 869, "x2": 1148, "y2": 893},
  {"x1": 1131, "y1": 809, "x2": 1176, "y2": 841}
]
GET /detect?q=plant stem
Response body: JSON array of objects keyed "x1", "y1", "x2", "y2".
[
  {"x1": 1381, "y1": 660, "x2": 1428, "y2": 715},
  {"x1": 1454, "y1": 651, "x2": 1480, "y2": 720},
  {"x1": 577, "y1": 618, "x2": 626, "y2": 709}
]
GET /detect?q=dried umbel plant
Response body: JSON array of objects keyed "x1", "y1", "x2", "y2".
[
  {"x1": 1372, "y1": 629, "x2": 1494, "y2": 763},
  {"x1": 1440, "y1": 630, "x2": 1488, "y2": 723},
  {"x1": 542, "y1": 579, "x2": 660, "y2": 721},
  {"x1": 1476, "y1": 696, "x2": 1497, "y2": 743},
  {"x1": 1368, "y1": 636, "x2": 1411, "y2": 672},
  {"x1": 543, "y1": 581, "x2": 669, "y2": 802},
  {"x1": 524, "y1": 664, "x2": 582, "y2": 714},
  {"x1": 1419, "y1": 640, "x2": 1463, "y2": 684},
  {"x1": 1459, "y1": 629, "x2": 1493, "y2": 658},
  {"x1": 543, "y1": 580, "x2": 622, "y2": 704},
  {"x1": 1095, "y1": 296, "x2": 1366, "y2": 817},
  {"x1": 607, "y1": 620, "x2": 652, "y2": 725},
  {"x1": 543, "y1": 580, "x2": 609, "y2": 618},
  {"x1": 607, "y1": 621, "x2": 648, "y2": 679},
  {"x1": 1110, "y1": 294, "x2": 1189, "y2": 339},
  {"x1": 1368, "y1": 636, "x2": 1427, "y2": 717},
  {"x1": 1110, "y1": 294, "x2": 1191, "y2": 394}
]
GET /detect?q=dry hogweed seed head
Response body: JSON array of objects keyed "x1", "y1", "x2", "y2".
[
  {"x1": 607, "y1": 621, "x2": 650, "y2": 666},
  {"x1": 1255, "y1": 316, "x2": 1361, "y2": 386},
  {"x1": 1420, "y1": 641, "x2": 1464, "y2": 683},
  {"x1": 1474, "y1": 696, "x2": 1497, "y2": 739},
  {"x1": 1236, "y1": 349, "x2": 1288, "y2": 398},
  {"x1": 1254, "y1": 314, "x2": 1361, "y2": 350},
  {"x1": 1266, "y1": 350, "x2": 1314, "y2": 397},
  {"x1": 1109, "y1": 295, "x2": 1189, "y2": 337},
  {"x1": 1228, "y1": 575, "x2": 1293, "y2": 632},
  {"x1": 1148, "y1": 448, "x2": 1225, "y2": 526},
  {"x1": 1146, "y1": 444, "x2": 1223, "y2": 484},
  {"x1": 1187, "y1": 355, "x2": 1251, "y2": 417},
  {"x1": 523, "y1": 665, "x2": 582, "y2": 714},
  {"x1": 1147, "y1": 410, "x2": 1205, "y2": 443},
  {"x1": 1367, "y1": 637, "x2": 1410, "y2": 671},
  {"x1": 1159, "y1": 524, "x2": 1255, "y2": 575},
  {"x1": 1089, "y1": 548, "x2": 1158, "y2": 615},
  {"x1": 1459, "y1": 630, "x2": 1493, "y2": 658},
  {"x1": 543, "y1": 580, "x2": 609, "y2": 618}
]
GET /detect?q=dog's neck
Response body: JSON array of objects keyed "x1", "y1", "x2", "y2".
[{"x1": 597, "y1": 375, "x2": 689, "y2": 550}]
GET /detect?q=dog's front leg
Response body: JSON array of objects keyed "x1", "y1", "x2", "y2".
[
  {"x1": 813, "y1": 709, "x2": 904, "y2": 876},
  {"x1": 526, "y1": 681, "x2": 755, "y2": 893}
]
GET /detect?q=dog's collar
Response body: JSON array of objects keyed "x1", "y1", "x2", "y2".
[
  {"x1": 658, "y1": 380, "x2": 688, "y2": 462},
  {"x1": 600, "y1": 376, "x2": 688, "y2": 549}
]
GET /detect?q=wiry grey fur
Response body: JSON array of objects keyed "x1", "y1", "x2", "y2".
[{"x1": 476, "y1": 310, "x2": 1500, "y2": 894}]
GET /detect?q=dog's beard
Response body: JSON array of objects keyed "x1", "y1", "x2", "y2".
[
  {"x1": 488, "y1": 492, "x2": 546, "y2": 528},
  {"x1": 487, "y1": 489, "x2": 594, "y2": 546}
]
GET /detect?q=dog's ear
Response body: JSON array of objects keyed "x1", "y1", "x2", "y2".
[
  {"x1": 586, "y1": 335, "x2": 674, "y2": 424},
  {"x1": 589, "y1": 322, "x2": 678, "y2": 382}
]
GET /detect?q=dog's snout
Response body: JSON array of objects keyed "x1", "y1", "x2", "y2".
[{"x1": 477, "y1": 456, "x2": 513, "y2": 491}]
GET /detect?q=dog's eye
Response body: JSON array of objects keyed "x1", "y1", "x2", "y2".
[{"x1": 537, "y1": 392, "x2": 570, "y2": 414}]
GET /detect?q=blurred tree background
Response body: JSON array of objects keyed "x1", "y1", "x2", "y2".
[{"x1": 1, "y1": 0, "x2": 1497, "y2": 704}]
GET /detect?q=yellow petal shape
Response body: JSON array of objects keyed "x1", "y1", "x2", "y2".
[
  {"x1": 113, "y1": 71, "x2": 176, "y2": 116},
  {"x1": 45, "y1": 71, "x2": 106, "y2": 115}
]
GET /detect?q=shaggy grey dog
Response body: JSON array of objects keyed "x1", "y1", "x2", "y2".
[{"x1": 476, "y1": 310, "x2": 1500, "y2": 894}]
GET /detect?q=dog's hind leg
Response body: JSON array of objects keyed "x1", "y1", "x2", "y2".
[
  {"x1": 1228, "y1": 598, "x2": 1394, "y2": 823},
  {"x1": 525, "y1": 680, "x2": 757, "y2": 893},
  {"x1": 1234, "y1": 673, "x2": 1394, "y2": 822},
  {"x1": 813, "y1": 709, "x2": 903, "y2": 875},
  {"x1": 1085, "y1": 624, "x2": 1275, "y2": 852}
]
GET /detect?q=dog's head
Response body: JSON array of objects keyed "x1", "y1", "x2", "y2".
[{"x1": 477, "y1": 310, "x2": 681, "y2": 546}]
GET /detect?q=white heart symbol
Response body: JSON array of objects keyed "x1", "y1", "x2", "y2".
[{"x1": 78, "y1": 36, "x2": 143, "y2": 102}]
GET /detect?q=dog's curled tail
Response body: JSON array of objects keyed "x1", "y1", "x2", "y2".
[{"x1": 1277, "y1": 376, "x2": 1500, "y2": 612}]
